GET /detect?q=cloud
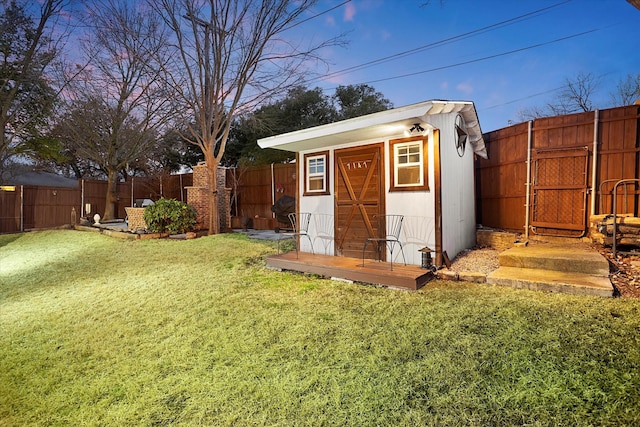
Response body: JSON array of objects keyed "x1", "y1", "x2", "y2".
[
  {"x1": 440, "y1": 81, "x2": 449, "y2": 91},
  {"x1": 325, "y1": 15, "x2": 336, "y2": 26},
  {"x1": 344, "y1": 3, "x2": 356, "y2": 21},
  {"x1": 456, "y1": 80, "x2": 474, "y2": 95}
]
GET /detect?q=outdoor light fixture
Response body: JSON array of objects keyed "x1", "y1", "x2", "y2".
[
  {"x1": 409, "y1": 123, "x2": 425, "y2": 133},
  {"x1": 419, "y1": 246, "x2": 434, "y2": 270}
]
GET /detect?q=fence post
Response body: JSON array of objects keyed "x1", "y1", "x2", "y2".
[
  {"x1": 590, "y1": 109, "x2": 599, "y2": 217},
  {"x1": 524, "y1": 120, "x2": 532, "y2": 239},
  {"x1": 271, "y1": 163, "x2": 275, "y2": 219},
  {"x1": 81, "y1": 179, "x2": 85, "y2": 217},
  {"x1": 179, "y1": 174, "x2": 184, "y2": 202},
  {"x1": 20, "y1": 185, "x2": 24, "y2": 232}
]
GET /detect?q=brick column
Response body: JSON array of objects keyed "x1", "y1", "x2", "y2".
[{"x1": 186, "y1": 163, "x2": 231, "y2": 232}]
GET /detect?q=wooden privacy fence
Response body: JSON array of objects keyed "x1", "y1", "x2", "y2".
[
  {"x1": 1, "y1": 163, "x2": 299, "y2": 234},
  {"x1": 0, "y1": 174, "x2": 192, "y2": 234},
  {"x1": 476, "y1": 104, "x2": 640, "y2": 237},
  {"x1": 227, "y1": 163, "x2": 297, "y2": 229}
]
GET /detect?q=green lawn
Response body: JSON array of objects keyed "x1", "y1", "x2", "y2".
[{"x1": 1, "y1": 230, "x2": 639, "y2": 426}]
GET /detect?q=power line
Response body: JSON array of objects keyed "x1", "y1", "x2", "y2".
[
  {"x1": 284, "y1": 0, "x2": 352, "y2": 31},
  {"x1": 482, "y1": 87, "x2": 564, "y2": 110},
  {"x1": 338, "y1": 28, "x2": 599, "y2": 88},
  {"x1": 481, "y1": 70, "x2": 616, "y2": 111},
  {"x1": 306, "y1": 0, "x2": 572, "y2": 85}
]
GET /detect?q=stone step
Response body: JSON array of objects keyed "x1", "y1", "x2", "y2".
[
  {"x1": 498, "y1": 245, "x2": 609, "y2": 276},
  {"x1": 487, "y1": 267, "x2": 613, "y2": 298}
]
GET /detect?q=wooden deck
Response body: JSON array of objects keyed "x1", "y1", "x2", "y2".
[{"x1": 266, "y1": 251, "x2": 434, "y2": 290}]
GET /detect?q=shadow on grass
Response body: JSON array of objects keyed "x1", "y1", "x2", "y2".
[{"x1": 0, "y1": 232, "x2": 24, "y2": 248}]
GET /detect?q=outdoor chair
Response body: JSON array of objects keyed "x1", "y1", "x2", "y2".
[
  {"x1": 362, "y1": 214, "x2": 406, "y2": 271},
  {"x1": 313, "y1": 213, "x2": 334, "y2": 255},
  {"x1": 278, "y1": 212, "x2": 313, "y2": 258}
]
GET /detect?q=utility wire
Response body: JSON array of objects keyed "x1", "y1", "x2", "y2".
[
  {"x1": 284, "y1": 0, "x2": 352, "y2": 31},
  {"x1": 340, "y1": 28, "x2": 599, "y2": 88},
  {"x1": 306, "y1": 0, "x2": 572, "y2": 85},
  {"x1": 481, "y1": 70, "x2": 615, "y2": 110},
  {"x1": 482, "y1": 87, "x2": 565, "y2": 111}
]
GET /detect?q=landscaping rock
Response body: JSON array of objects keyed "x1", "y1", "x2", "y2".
[
  {"x1": 458, "y1": 272, "x2": 487, "y2": 283},
  {"x1": 437, "y1": 270, "x2": 459, "y2": 281}
]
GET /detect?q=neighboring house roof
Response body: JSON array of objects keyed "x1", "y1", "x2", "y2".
[
  {"x1": 3, "y1": 171, "x2": 78, "y2": 188},
  {"x1": 258, "y1": 99, "x2": 487, "y2": 159}
]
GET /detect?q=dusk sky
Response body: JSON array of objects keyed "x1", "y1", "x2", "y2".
[{"x1": 303, "y1": 0, "x2": 640, "y2": 133}]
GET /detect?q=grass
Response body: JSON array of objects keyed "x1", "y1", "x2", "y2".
[{"x1": 1, "y1": 230, "x2": 640, "y2": 426}]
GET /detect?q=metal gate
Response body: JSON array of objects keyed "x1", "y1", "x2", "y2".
[{"x1": 530, "y1": 146, "x2": 589, "y2": 237}]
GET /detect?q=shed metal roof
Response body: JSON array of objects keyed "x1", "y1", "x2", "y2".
[{"x1": 258, "y1": 99, "x2": 487, "y2": 159}]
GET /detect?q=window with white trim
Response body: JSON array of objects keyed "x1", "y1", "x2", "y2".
[
  {"x1": 389, "y1": 137, "x2": 429, "y2": 191},
  {"x1": 304, "y1": 151, "x2": 329, "y2": 195}
]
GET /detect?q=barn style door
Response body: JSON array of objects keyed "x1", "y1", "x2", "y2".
[
  {"x1": 530, "y1": 146, "x2": 589, "y2": 237},
  {"x1": 334, "y1": 144, "x2": 385, "y2": 258}
]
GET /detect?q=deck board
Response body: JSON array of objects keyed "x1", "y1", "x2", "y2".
[{"x1": 266, "y1": 251, "x2": 433, "y2": 290}]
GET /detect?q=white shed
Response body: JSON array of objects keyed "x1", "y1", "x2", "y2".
[{"x1": 258, "y1": 99, "x2": 486, "y2": 268}]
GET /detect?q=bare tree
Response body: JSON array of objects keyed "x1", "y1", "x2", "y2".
[
  {"x1": 554, "y1": 71, "x2": 598, "y2": 114},
  {"x1": 516, "y1": 104, "x2": 550, "y2": 122},
  {"x1": 517, "y1": 72, "x2": 600, "y2": 122},
  {"x1": 610, "y1": 73, "x2": 640, "y2": 106},
  {"x1": 151, "y1": 0, "x2": 342, "y2": 234},
  {"x1": 0, "y1": 0, "x2": 70, "y2": 180},
  {"x1": 56, "y1": 0, "x2": 174, "y2": 220}
]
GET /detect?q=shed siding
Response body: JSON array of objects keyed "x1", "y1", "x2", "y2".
[
  {"x1": 298, "y1": 131, "x2": 439, "y2": 266},
  {"x1": 432, "y1": 113, "x2": 477, "y2": 261}
]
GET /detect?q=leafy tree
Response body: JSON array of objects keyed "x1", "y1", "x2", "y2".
[
  {"x1": 224, "y1": 84, "x2": 392, "y2": 166},
  {"x1": 333, "y1": 84, "x2": 393, "y2": 120},
  {"x1": 151, "y1": 0, "x2": 343, "y2": 234},
  {"x1": 277, "y1": 86, "x2": 337, "y2": 129},
  {"x1": 153, "y1": 128, "x2": 204, "y2": 173},
  {"x1": 224, "y1": 86, "x2": 335, "y2": 166},
  {"x1": 0, "y1": 0, "x2": 67, "y2": 180},
  {"x1": 34, "y1": 129, "x2": 104, "y2": 180},
  {"x1": 224, "y1": 115, "x2": 293, "y2": 167}
]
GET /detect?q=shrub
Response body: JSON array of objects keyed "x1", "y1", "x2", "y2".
[{"x1": 143, "y1": 198, "x2": 197, "y2": 234}]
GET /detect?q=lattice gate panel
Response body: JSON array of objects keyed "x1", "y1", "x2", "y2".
[{"x1": 530, "y1": 147, "x2": 589, "y2": 237}]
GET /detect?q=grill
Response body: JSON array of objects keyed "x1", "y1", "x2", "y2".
[{"x1": 271, "y1": 195, "x2": 295, "y2": 232}]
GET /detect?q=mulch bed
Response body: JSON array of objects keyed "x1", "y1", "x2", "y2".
[{"x1": 595, "y1": 245, "x2": 640, "y2": 298}]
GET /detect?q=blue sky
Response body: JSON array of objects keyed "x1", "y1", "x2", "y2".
[{"x1": 304, "y1": 0, "x2": 640, "y2": 132}]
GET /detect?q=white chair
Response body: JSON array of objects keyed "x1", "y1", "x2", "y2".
[
  {"x1": 362, "y1": 214, "x2": 406, "y2": 270},
  {"x1": 278, "y1": 212, "x2": 313, "y2": 258}
]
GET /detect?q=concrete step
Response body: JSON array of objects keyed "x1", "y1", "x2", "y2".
[
  {"x1": 498, "y1": 244, "x2": 609, "y2": 276},
  {"x1": 487, "y1": 267, "x2": 613, "y2": 298}
]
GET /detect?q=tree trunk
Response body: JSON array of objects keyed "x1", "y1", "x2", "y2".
[{"x1": 104, "y1": 169, "x2": 118, "y2": 221}]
